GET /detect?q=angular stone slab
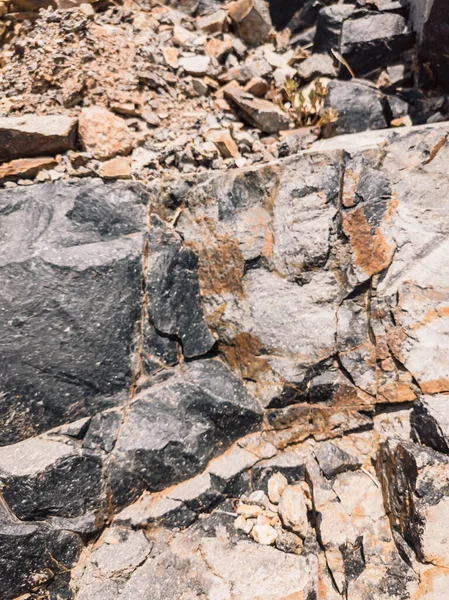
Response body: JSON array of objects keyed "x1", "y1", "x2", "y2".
[{"x1": 0, "y1": 115, "x2": 77, "y2": 161}]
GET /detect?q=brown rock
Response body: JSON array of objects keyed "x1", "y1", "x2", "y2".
[
  {"x1": 0, "y1": 115, "x2": 77, "y2": 162},
  {"x1": 0, "y1": 157, "x2": 58, "y2": 182},
  {"x1": 205, "y1": 38, "x2": 233, "y2": 60},
  {"x1": 244, "y1": 77, "x2": 268, "y2": 97},
  {"x1": 224, "y1": 86, "x2": 290, "y2": 133},
  {"x1": 229, "y1": 0, "x2": 272, "y2": 47},
  {"x1": 208, "y1": 130, "x2": 240, "y2": 158},
  {"x1": 162, "y1": 47, "x2": 179, "y2": 69},
  {"x1": 197, "y1": 9, "x2": 228, "y2": 34},
  {"x1": 98, "y1": 156, "x2": 132, "y2": 179},
  {"x1": 78, "y1": 106, "x2": 134, "y2": 160}
]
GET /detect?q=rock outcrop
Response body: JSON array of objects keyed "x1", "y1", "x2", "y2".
[{"x1": 0, "y1": 121, "x2": 448, "y2": 599}]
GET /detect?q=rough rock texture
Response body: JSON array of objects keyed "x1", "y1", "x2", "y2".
[
  {"x1": 1, "y1": 122, "x2": 449, "y2": 599},
  {"x1": 0, "y1": 115, "x2": 77, "y2": 161},
  {"x1": 0, "y1": 179, "x2": 147, "y2": 445}
]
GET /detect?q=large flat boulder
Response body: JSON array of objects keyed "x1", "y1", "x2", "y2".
[{"x1": 0, "y1": 115, "x2": 77, "y2": 161}]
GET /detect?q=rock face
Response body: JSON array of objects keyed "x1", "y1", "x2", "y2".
[
  {"x1": 0, "y1": 122, "x2": 449, "y2": 599},
  {"x1": 0, "y1": 179, "x2": 146, "y2": 444}
]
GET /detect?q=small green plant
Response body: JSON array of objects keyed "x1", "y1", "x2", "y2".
[{"x1": 274, "y1": 77, "x2": 338, "y2": 128}]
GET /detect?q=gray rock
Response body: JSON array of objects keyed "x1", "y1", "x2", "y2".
[
  {"x1": 83, "y1": 409, "x2": 123, "y2": 453},
  {"x1": 315, "y1": 441, "x2": 362, "y2": 478},
  {"x1": 0, "y1": 179, "x2": 147, "y2": 444},
  {"x1": 109, "y1": 359, "x2": 262, "y2": 509},
  {"x1": 411, "y1": 395, "x2": 449, "y2": 453},
  {"x1": 296, "y1": 53, "x2": 338, "y2": 81},
  {"x1": 0, "y1": 519, "x2": 81, "y2": 600},
  {"x1": 410, "y1": 0, "x2": 449, "y2": 91},
  {"x1": 324, "y1": 79, "x2": 387, "y2": 135},
  {"x1": 114, "y1": 494, "x2": 197, "y2": 529},
  {"x1": 0, "y1": 115, "x2": 78, "y2": 161},
  {"x1": 313, "y1": 4, "x2": 355, "y2": 54},
  {"x1": 147, "y1": 215, "x2": 215, "y2": 359},
  {"x1": 179, "y1": 55, "x2": 211, "y2": 76},
  {"x1": 0, "y1": 437, "x2": 104, "y2": 520},
  {"x1": 228, "y1": 0, "x2": 272, "y2": 47},
  {"x1": 340, "y1": 12, "x2": 414, "y2": 78}
]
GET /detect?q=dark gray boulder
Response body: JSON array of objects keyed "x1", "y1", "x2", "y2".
[
  {"x1": 410, "y1": 0, "x2": 449, "y2": 91},
  {"x1": 313, "y1": 4, "x2": 355, "y2": 53},
  {"x1": 324, "y1": 79, "x2": 387, "y2": 135},
  {"x1": 109, "y1": 359, "x2": 263, "y2": 509},
  {"x1": 0, "y1": 179, "x2": 147, "y2": 445},
  {"x1": 147, "y1": 215, "x2": 215, "y2": 359}
]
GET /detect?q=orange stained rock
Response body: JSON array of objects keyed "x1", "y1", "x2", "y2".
[
  {"x1": 343, "y1": 205, "x2": 395, "y2": 278},
  {"x1": 219, "y1": 332, "x2": 270, "y2": 381},
  {"x1": 187, "y1": 228, "x2": 245, "y2": 296},
  {"x1": 420, "y1": 378, "x2": 449, "y2": 394},
  {"x1": 377, "y1": 381, "x2": 416, "y2": 403}
]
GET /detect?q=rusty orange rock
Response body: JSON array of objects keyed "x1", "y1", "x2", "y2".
[{"x1": 78, "y1": 106, "x2": 134, "y2": 160}]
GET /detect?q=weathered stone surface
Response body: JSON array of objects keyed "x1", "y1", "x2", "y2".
[
  {"x1": 109, "y1": 359, "x2": 262, "y2": 509},
  {"x1": 278, "y1": 484, "x2": 309, "y2": 537},
  {"x1": 74, "y1": 514, "x2": 317, "y2": 600},
  {"x1": 0, "y1": 520, "x2": 81, "y2": 600},
  {"x1": 147, "y1": 215, "x2": 215, "y2": 358},
  {"x1": 324, "y1": 79, "x2": 387, "y2": 135},
  {"x1": 378, "y1": 439, "x2": 449, "y2": 569},
  {"x1": 0, "y1": 115, "x2": 77, "y2": 161},
  {"x1": 314, "y1": 4, "x2": 355, "y2": 54},
  {"x1": 0, "y1": 179, "x2": 146, "y2": 445},
  {"x1": 340, "y1": 12, "x2": 414, "y2": 78},
  {"x1": 410, "y1": 0, "x2": 449, "y2": 91},
  {"x1": 0, "y1": 156, "x2": 58, "y2": 182},
  {"x1": 412, "y1": 395, "x2": 449, "y2": 453},
  {"x1": 228, "y1": 0, "x2": 272, "y2": 47},
  {"x1": 315, "y1": 441, "x2": 362, "y2": 478},
  {"x1": 0, "y1": 436, "x2": 104, "y2": 520},
  {"x1": 297, "y1": 53, "x2": 338, "y2": 82},
  {"x1": 78, "y1": 106, "x2": 134, "y2": 160},
  {"x1": 1, "y1": 122, "x2": 449, "y2": 600}
]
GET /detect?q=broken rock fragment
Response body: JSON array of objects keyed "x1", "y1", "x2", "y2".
[
  {"x1": 0, "y1": 115, "x2": 77, "y2": 161},
  {"x1": 78, "y1": 106, "x2": 134, "y2": 160},
  {"x1": 378, "y1": 439, "x2": 449, "y2": 569},
  {"x1": 411, "y1": 395, "x2": 449, "y2": 454},
  {"x1": 224, "y1": 86, "x2": 290, "y2": 134},
  {"x1": 109, "y1": 359, "x2": 263, "y2": 509},
  {"x1": 228, "y1": 0, "x2": 272, "y2": 47},
  {"x1": 324, "y1": 79, "x2": 387, "y2": 136}
]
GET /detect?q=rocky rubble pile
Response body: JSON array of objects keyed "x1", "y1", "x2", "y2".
[{"x1": 0, "y1": 0, "x2": 448, "y2": 185}]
